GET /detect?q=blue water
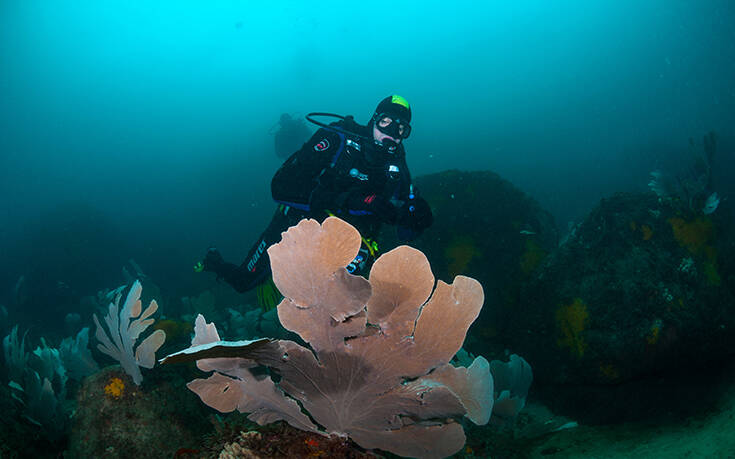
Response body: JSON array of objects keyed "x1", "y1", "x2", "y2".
[{"x1": 1, "y1": 0, "x2": 733, "y2": 323}]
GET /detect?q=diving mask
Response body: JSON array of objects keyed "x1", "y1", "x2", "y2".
[{"x1": 374, "y1": 113, "x2": 411, "y2": 139}]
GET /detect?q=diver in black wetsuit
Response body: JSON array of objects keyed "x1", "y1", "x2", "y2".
[{"x1": 197, "y1": 95, "x2": 433, "y2": 297}]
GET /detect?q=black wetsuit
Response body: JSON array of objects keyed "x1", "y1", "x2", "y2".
[{"x1": 211, "y1": 117, "x2": 428, "y2": 293}]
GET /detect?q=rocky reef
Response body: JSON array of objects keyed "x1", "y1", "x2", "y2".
[
  {"x1": 404, "y1": 169, "x2": 559, "y2": 357},
  {"x1": 509, "y1": 192, "x2": 735, "y2": 422}
]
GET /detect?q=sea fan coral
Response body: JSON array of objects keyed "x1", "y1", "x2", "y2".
[{"x1": 163, "y1": 217, "x2": 493, "y2": 459}]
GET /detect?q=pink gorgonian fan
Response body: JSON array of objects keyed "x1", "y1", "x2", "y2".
[{"x1": 162, "y1": 217, "x2": 493, "y2": 459}]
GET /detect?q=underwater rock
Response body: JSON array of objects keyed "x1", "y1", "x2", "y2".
[
  {"x1": 218, "y1": 427, "x2": 379, "y2": 458},
  {"x1": 511, "y1": 192, "x2": 735, "y2": 418},
  {"x1": 67, "y1": 366, "x2": 210, "y2": 458},
  {"x1": 403, "y1": 169, "x2": 558, "y2": 357}
]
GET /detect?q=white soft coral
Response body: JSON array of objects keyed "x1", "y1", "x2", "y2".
[{"x1": 93, "y1": 280, "x2": 165, "y2": 385}]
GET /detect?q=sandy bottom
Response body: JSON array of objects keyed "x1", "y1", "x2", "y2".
[{"x1": 472, "y1": 360, "x2": 735, "y2": 459}]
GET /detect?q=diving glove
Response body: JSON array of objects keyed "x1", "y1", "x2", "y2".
[
  {"x1": 195, "y1": 247, "x2": 225, "y2": 273},
  {"x1": 398, "y1": 196, "x2": 433, "y2": 230}
]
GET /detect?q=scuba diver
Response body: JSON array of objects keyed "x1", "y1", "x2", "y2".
[
  {"x1": 273, "y1": 113, "x2": 311, "y2": 160},
  {"x1": 196, "y1": 95, "x2": 433, "y2": 306}
]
